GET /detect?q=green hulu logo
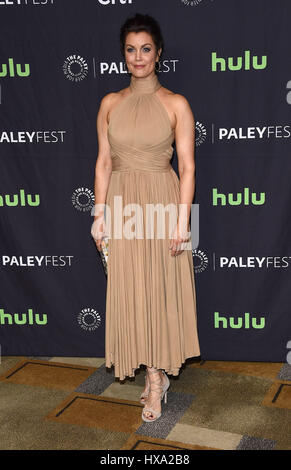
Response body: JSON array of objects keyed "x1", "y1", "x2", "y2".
[
  {"x1": 213, "y1": 187, "x2": 265, "y2": 206},
  {"x1": 0, "y1": 308, "x2": 47, "y2": 325},
  {"x1": 0, "y1": 58, "x2": 30, "y2": 77},
  {"x1": 212, "y1": 50, "x2": 267, "y2": 71},
  {"x1": 214, "y1": 312, "x2": 265, "y2": 329},
  {"x1": 0, "y1": 189, "x2": 40, "y2": 207}
]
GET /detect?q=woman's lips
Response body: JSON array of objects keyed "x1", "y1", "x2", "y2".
[{"x1": 134, "y1": 65, "x2": 145, "y2": 68}]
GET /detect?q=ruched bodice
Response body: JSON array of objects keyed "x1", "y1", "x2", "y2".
[
  {"x1": 104, "y1": 72, "x2": 200, "y2": 382},
  {"x1": 108, "y1": 73, "x2": 175, "y2": 173}
]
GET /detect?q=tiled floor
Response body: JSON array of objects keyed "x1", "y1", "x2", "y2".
[{"x1": 0, "y1": 356, "x2": 290, "y2": 450}]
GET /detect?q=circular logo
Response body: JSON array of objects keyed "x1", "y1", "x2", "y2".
[
  {"x1": 195, "y1": 121, "x2": 207, "y2": 146},
  {"x1": 72, "y1": 187, "x2": 95, "y2": 212},
  {"x1": 78, "y1": 308, "x2": 101, "y2": 331},
  {"x1": 180, "y1": 0, "x2": 204, "y2": 6},
  {"x1": 63, "y1": 55, "x2": 89, "y2": 82},
  {"x1": 192, "y1": 249, "x2": 208, "y2": 273}
]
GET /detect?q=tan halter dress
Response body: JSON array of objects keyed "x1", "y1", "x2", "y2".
[{"x1": 105, "y1": 72, "x2": 200, "y2": 381}]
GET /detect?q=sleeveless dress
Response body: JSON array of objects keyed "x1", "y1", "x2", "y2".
[{"x1": 105, "y1": 72, "x2": 200, "y2": 381}]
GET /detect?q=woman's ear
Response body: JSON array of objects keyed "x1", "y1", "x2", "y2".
[{"x1": 156, "y1": 47, "x2": 162, "y2": 62}]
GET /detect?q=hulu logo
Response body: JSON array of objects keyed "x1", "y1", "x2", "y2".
[
  {"x1": 212, "y1": 50, "x2": 267, "y2": 71},
  {"x1": 0, "y1": 189, "x2": 40, "y2": 207},
  {"x1": 214, "y1": 312, "x2": 265, "y2": 329},
  {"x1": 213, "y1": 187, "x2": 265, "y2": 206},
  {"x1": 0, "y1": 58, "x2": 30, "y2": 78},
  {"x1": 0, "y1": 308, "x2": 47, "y2": 325}
]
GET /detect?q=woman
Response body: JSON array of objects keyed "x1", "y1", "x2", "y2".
[{"x1": 91, "y1": 13, "x2": 200, "y2": 422}]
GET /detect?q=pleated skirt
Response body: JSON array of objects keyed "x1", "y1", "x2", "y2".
[{"x1": 104, "y1": 167, "x2": 200, "y2": 381}]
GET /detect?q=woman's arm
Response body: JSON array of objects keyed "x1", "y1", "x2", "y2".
[
  {"x1": 93, "y1": 93, "x2": 113, "y2": 221},
  {"x1": 169, "y1": 94, "x2": 195, "y2": 256},
  {"x1": 174, "y1": 93, "x2": 196, "y2": 226}
]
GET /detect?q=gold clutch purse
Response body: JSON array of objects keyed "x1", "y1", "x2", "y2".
[{"x1": 99, "y1": 236, "x2": 109, "y2": 276}]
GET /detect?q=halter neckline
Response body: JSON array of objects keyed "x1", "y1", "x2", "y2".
[{"x1": 129, "y1": 72, "x2": 161, "y2": 95}]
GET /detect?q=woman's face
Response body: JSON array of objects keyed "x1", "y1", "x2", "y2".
[{"x1": 124, "y1": 31, "x2": 161, "y2": 77}]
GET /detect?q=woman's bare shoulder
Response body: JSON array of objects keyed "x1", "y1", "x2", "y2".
[
  {"x1": 100, "y1": 87, "x2": 130, "y2": 108},
  {"x1": 157, "y1": 86, "x2": 193, "y2": 129},
  {"x1": 159, "y1": 86, "x2": 191, "y2": 112},
  {"x1": 160, "y1": 86, "x2": 191, "y2": 108},
  {"x1": 99, "y1": 87, "x2": 131, "y2": 123}
]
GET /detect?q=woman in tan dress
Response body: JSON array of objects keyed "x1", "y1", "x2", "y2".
[{"x1": 91, "y1": 13, "x2": 200, "y2": 422}]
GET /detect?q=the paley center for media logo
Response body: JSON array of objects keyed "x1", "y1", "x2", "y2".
[
  {"x1": 77, "y1": 308, "x2": 102, "y2": 331},
  {"x1": 63, "y1": 55, "x2": 89, "y2": 82},
  {"x1": 180, "y1": 0, "x2": 204, "y2": 6}
]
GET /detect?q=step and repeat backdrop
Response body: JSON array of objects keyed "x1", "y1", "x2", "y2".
[{"x1": 0, "y1": 0, "x2": 290, "y2": 362}]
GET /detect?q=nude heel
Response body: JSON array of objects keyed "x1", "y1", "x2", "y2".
[
  {"x1": 139, "y1": 370, "x2": 150, "y2": 404},
  {"x1": 164, "y1": 390, "x2": 167, "y2": 404},
  {"x1": 141, "y1": 369, "x2": 170, "y2": 422}
]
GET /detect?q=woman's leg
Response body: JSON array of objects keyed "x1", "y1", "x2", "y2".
[{"x1": 142, "y1": 366, "x2": 167, "y2": 419}]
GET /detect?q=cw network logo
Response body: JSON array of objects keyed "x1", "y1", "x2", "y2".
[{"x1": 97, "y1": 0, "x2": 133, "y2": 4}]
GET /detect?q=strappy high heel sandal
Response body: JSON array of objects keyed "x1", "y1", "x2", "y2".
[
  {"x1": 142, "y1": 369, "x2": 170, "y2": 422},
  {"x1": 139, "y1": 370, "x2": 150, "y2": 404}
]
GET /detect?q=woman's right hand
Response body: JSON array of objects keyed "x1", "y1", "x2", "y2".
[{"x1": 91, "y1": 215, "x2": 107, "y2": 252}]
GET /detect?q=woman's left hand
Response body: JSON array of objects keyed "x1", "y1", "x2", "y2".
[{"x1": 169, "y1": 220, "x2": 191, "y2": 257}]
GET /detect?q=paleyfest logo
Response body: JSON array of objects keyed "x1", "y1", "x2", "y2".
[
  {"x1": 72, "y1": 187, "x2": 95, "y2": 212},
  {"x1": 192, "y1": 249, "x2": 208, "y2": 273},
  {"x1": 195, "y1": 121, "x2": 207, "y2": 146},
  {"x1": 77, "y1": 308, "x2": 101, "y2": 332},
  {"x1": 63, "y1": 55, "x2": 88, "y2": 82},
  {"x1": 180, "y1": 0, "x2": 204, "y2": 6},
  {"x1": 0, "y1": 1, "x2": 54, "y2": 5}
]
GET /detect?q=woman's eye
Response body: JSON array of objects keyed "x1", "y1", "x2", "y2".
[{"x1": 126, "y1": 47, "x2": 151, "y2": 53}]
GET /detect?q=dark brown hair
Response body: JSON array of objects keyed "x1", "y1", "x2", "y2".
[{"x1": 120, "y1": 13, "x2": 164, "y2": 61}]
